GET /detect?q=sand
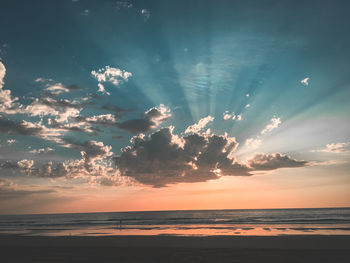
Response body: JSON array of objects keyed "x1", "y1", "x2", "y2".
[{"x1": 0, "y1": 235, "x2": 349, "y2": 262}]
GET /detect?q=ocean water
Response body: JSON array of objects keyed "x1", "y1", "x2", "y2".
[{"x1": 0, "y1": 208, "x2": 349, "y2": 236}]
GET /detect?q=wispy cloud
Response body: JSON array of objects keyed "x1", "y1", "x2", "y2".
[
  {"x1": 261, "y1": 117, "x2": 281, "y2": 135},
  {"x1": 244, "y1": 117, "x2": 281, "y2": 150},
  {"x1": 185, "y1": 115, "x2": 214, "y2": 134},
  {"x1": 314, "y1": 142, "x2": 350, "y2": 154}
]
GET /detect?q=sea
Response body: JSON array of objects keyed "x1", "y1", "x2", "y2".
[{"x1": 0, "y1": 207, "x2": 349, "y2": 236}]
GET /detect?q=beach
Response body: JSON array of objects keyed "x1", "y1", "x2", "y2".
[{"x1": 1, "y1": 235, "x2": 350, "y2": 263}]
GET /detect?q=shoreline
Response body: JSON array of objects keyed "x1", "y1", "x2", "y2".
[
  {"x1": 1, "y1": 235, "x2": 349, "y2": 262},
  {"x1": 1, "y1": 234, "x2": 350, "y2": 249}
]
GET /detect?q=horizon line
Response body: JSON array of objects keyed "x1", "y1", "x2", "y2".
[{"x1": 2, "y1": 206, "x2": 349, "y2": 217}]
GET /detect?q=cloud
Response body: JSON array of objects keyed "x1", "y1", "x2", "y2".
[
  {"x1": 247, "y1": 153, "x2": 307, "y2": 170},
  {"x1": 0, "y1": 140, "x2": 118, "y2": 181},
  {"x1": 114, "y1": 126, "x2": 308, "y2": 187},
  {"x1": 222, "y1": 111, "x2": 242, "y2": 121},
  {"x1": 301, "y1": 77, "x2": 309, "y2": 86},
  {"x1": 244, "y1": 117, "x2": 282, "y2": 150},
  {"x1": 85, "y1": 114, "x2": 117, "y2": 126},
  {"x1": 45, "y1": 83, "x2": 70, "y2": 95},
  {"x1": 114, "y1": 127, "x2": 248, "y2": 187},
  {"x1": 35, "y1": 78, "x2": 81, "y2": 95},
  {"x1": 29, "y1": 147, "x2": 54, "y2": 155},
  {"x1": 117, "y1": 104, "x2": 171, "y2": 133},
  {"x1": 91, "y1": 66, "x2": 132, "y2": 94},
  {"x1": 35, "y1": 77, "x2": 54, "y2": 83},
  {"x1": 0, "y1": 118, "x2": 43, "y2": 136},
  {"x1": 6, "y1": 139, "x2": 16, "y2": 145},
  {"x1": 26, "y1": 97, "x2": 81, "y2": 123},
  {"x1": 0, "y1": 117, "x2": 74, "y2": 145},
  {"x1": 245, "y1": 138, "x2": 262, "y2": 149},
  {"x1": 116, "y1": 1, "x2": 133, "y2": 10},
  {"x1": 0, "y1": 61, "x2": 24, "y2": 114},
  {"x1": 17, "y1": 159, "x2": 34, "y2": 170},
  {"x1": 261, "y1": 117, "x2": 281, "y2": 135},
  {"x1": 97, "y1": 83, "x2": 110, "y2": 95},
  {"x1": 0, "y1": 179, "x2": 55, "y2": 200},
  {"x1": 0, "y1": 60, "x2": 5, "y2": 87},
  {"x1": 140, "y1": 9, "x2": 150, "y2": 21},
  {"x1": 315, "y1": 142, "x2": 350, "y2": 153},
  {"x1": 0, "y1": 159, "x2": 34, "y2": 171},
  {"x1": 185, "y1": 115, "x2": 214, "y2": 134},
  {"x1": 65, "y1": 140, "x2": 113, "y2": 168}
]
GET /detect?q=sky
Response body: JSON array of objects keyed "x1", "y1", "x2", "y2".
[{"x1": 0, "y1": 0, "x2": 349, "y2": 214}]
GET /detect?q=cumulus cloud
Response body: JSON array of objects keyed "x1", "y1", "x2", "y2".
[
  {"x1": 91, "y1": 66, "x2": 132, "y2": 95},
  {"x1": 0, "y1": 140, "x2": 120, "y2": 183},
  {"x1": 301, "y1": 77, "x2": 309, "y2": 86},
  {"x1": 315, "y1": 142, "x2": 350, "y2": 154},
  {"x1": 17, "y1": 159, "x2": 34, "y2": 170},
  {"x1": 261, "y1": 117, "x2": 281, "y2": 135},
  {"x1": 117, "y1": 104, "x2": 171, "y2": 133},
  {"x1": 114, "y1": 127, "x2": 247, "y2": 187},
  {"x1": 114, "y1": 126, "x2": 308, "y2": 187},
  {"x1": 223, "y1": 111, "x2": 241, "y2": 121},
  {"x1": 26, "y1": 97, "x2": 82, "y2": 123},
  {"x1": 184, "y1": 115, "x2": 214, "y2": 134},
  {"x1": 0, "y1": 60, "x2": 5, "y2": 87},
  {"x1": 247, "y1": 153, "x2": 307, "y2": 170},
  {"x1": 0, "y1": 61, "x2": 24, "y2": 114}
]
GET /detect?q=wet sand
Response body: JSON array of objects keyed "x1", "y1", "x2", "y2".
[{"x1": 0, "y1": 235, "x2": 349, "y2": 262}]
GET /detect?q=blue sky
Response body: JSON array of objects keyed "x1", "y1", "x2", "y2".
[{"x1": 0, "y1": 0, "x2": 349, "y2": 214}]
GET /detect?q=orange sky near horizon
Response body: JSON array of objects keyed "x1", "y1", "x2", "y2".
[{"x1": 2, "y1": 164, "x2": 349, "y2": 215}]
